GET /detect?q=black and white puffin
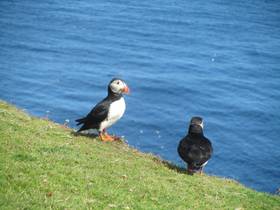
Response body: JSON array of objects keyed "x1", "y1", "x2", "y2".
[
  {"x1": 177, "y1": 116, "x2": 213, "y2": 174},
  {"x1": 76, "y1": 78, "x2": 130, "y2": 141}
]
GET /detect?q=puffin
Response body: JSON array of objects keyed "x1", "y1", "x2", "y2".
[
  {"x1": 177, "y1": 116, "x2": 213, "y2": 174},
  {"x1": 76, "y1": 78, "x2": 130, "y2": 141}
]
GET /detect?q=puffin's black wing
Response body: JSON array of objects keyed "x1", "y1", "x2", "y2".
[
  {"x1": 76, "y1": 99, "x2": 110, "y2": 132},
  {"x1": 178, "y1": 136, "x2": 213, "y2": 168},
  {"x1": 195, "y1": 137, "x2": 213, "y2": 165},
  {"x1": 178, "y1": 136, "x2": 194, "y2": 163}
]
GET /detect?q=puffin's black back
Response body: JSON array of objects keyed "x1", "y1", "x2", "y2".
[
  {"x1": 75, "y1": 85, "x2": 122, "y2": 132},
  {"x1": 178, "y1": 125, "x2": 213, "y2": 170}
]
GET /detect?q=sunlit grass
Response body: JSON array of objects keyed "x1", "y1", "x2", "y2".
[{"x1": 0, "y1": 100, "x2": 279, "y2": 209}]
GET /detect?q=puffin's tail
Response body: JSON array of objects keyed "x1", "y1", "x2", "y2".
[
  {"x1": 187, "y1": 163, "x2": 202, "y2": 175},
  {"x1": 75, "y1": 117, "x2": 86, "y2": 126}
]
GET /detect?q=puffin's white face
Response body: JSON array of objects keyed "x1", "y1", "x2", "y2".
[{"x1": 109, "y1": 79, "x2": 130, "y2": 94}]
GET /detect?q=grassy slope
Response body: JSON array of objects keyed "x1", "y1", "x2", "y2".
[{"x1": 0, "y1": 101, "x2": 279, "y2": 210}]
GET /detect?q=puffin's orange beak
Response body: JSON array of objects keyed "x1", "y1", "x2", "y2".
[{"x1": 122, "y1": 85, "x2": 130, "y2": 94}]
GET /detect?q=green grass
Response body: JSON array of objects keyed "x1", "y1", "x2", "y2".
[{"x1": 0, "y1": 101, "x2": 279, "y2": 210}]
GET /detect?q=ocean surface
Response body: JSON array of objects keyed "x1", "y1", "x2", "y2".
[{"x1": 0, "y1": 0, "x2": 279, "y2": 193}]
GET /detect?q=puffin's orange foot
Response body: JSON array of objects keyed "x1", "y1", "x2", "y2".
[
  {"x1": 99, "y1": 133, "x2": 114, "y2": 142},
  {"x1": 104, "y1": 133, "x2": 118, "y2": 141}
]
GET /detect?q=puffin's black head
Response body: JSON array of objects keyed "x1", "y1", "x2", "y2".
[
  {"x1": 108, "y1": 78, "x2": 130, "y2": 95},
  {"x1": 188, "y1": 116, "x2": 204, "y2": 134}
]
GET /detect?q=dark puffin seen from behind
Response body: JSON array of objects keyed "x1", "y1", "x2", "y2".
[
  {"x1": 76, "y1": 78, "x2": 129, "y2": 141},
  {"x1": 178, "y1": 116, "x2": 213, "y2": 174}
]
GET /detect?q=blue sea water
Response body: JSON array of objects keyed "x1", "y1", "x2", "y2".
[{"x1": 0, "y1": 0, "x2": 280, "y2": 193}]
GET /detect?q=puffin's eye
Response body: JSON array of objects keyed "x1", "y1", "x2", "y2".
[{"x1": 117, "y1": 81, "x2": 120, "y2": 85}]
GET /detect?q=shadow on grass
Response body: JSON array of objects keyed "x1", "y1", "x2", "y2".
[
  {"x1": 71, "y1": 130, "x2": 127, "y2": 145},
  {"x1": 13, "y1": 153, "x2": 37, "y2": 162},
  {"x1": 71, "y1": 130, "x2": 188, "y2": 174},
  {"x1": 152, "y1": 156, "x2": 187, "y2": 174},
  {"x1": 71, "y1": 131, "x2": 99, "y2": 139}
]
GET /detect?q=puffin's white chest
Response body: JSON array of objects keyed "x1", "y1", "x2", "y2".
[
  {"x1": 99, "y1": 97, "x2": 126, "y2": 131},
  {"x1": 108, "y1": 97, "x2": 126, "y2": 120}
]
